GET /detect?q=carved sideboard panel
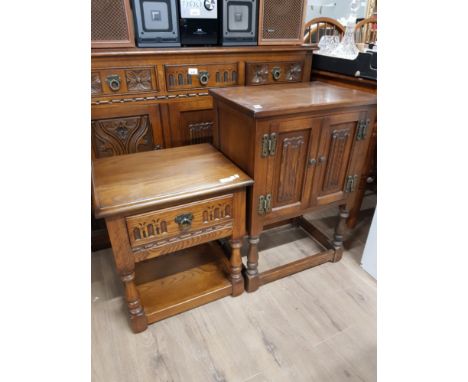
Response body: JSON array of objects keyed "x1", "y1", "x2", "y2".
[
  {"x1": 125, "y1": 194, "x2": 234, "y2": 249},
  {"x1": 91, "y1": 66, "x2": 159, "y2": 96},
  {"x1": 165, "y1": 63, "x2": 239, "y2": 91},
  {"x1": 246, "y1": 61, "x2": 304, "y2": 85},
  {"x1": 91, "y1": 115, "x2": 155, "y2": 158}
]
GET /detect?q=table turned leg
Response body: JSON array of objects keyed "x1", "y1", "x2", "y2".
[
  {"x1": 229, "y1": 239, "x2": 244, "y2": 296},
  {"x1": 245, "y1": 236, "x2": 260, "y2": 292},
  {"x1": 332, "y1": 205, "x2": 349, "y2": 263},
  {"x1": 121, "y1": 271, "x2": 147, "y2": 333},
  {"x1": 106, "y1": 217, "x2": 148, "y2": 333}
]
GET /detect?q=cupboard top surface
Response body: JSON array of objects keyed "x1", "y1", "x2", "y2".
[
  {"x1": 92, "y1": 144, "x2": 253, "y2": 219},
  {"x1": 91, "y1": 45, "x2": 315, "y2": 58},
  {"x1": 210, "y1": 82, "x2": 377, "y2": 118}
]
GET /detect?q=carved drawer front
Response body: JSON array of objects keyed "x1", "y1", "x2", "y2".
[
  {"x1": 126, "y1": 194, "x2": 234, "y2": 250},
  {"x1": 246, "y1": 62, "x2": 304, "y2": 85},
  {"x1": 91, "y1": 67, "x2": 158, "y2": 97},
  {"x1": 165, "y1": 63, "x2": 239, "y2": 91}
]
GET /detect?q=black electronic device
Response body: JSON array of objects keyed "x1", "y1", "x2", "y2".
[
  {"x1": 131, "y1": 0, "x2": 181, "y2": 47},
  {"x1": 312, "y1": 51, "x2": 377, "y2": 81},
  {"x1": 179, "y1": 0, "x2": 219, "y2": 46},
  {"x1": 220, "y1": 0, "x2": 258, "y2": 46}
]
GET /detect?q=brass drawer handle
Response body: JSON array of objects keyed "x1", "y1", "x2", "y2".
[
  {"x1": 199, "y1": 71, "x2": 209, "y2": 86},
  {"x1": 107, "y1": 75, "x2": 121, "y2": 91},
  {"x1": 175, "y1": 213, "x2": 193, "y2": 232},
  {"x1": 272, "y1": 67, "x2": 281, "y2": 81}
]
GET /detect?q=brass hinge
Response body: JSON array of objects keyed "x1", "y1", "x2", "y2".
[
  {"x1": 356, "y1": 119, "x2": 370, "y2": 140},
  {"x1": 345, "y1": 175, "x2": 359, "y2": 193},
  {"x1": 257, "y1": 193, "x2": 272, "y2": 215},
  {"x1": 261, "y1": 133, "x2": 277, "y2": 157}
]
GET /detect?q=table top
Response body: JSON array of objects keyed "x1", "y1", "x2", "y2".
[
  {"x1": 209, "y1": 82, "x2": 376, "y2": 118},
  {"x1": 92, "y1": 144, "x2": 253, "y2": 219}
]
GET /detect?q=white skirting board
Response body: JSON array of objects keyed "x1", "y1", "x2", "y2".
[{"x1": 361, "y1": 207, "x2": 377, "y2": 279}]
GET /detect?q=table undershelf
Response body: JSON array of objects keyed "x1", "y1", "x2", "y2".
[{"x1": 134, "y1": 242, "x2": 233, "y2": 324}]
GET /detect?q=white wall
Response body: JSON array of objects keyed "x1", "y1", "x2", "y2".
[
  {"x1": 361, "y1": 207, "x2": 377, "y2": 279},
  {"x1": 305, "y1": 0, "x2": 367, "y2": 23}
]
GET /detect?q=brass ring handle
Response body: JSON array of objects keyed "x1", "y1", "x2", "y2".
[
  {"x1": 272, "y1": 67, "x2": 281, "y2": 81},
  {"x1": 107, "y1": 75, "x2": 121, "y2": 91},
  {"x1": 175, "y1": 213, "x2": 193, "y2": 232},
  {"x1": 199, "y1": 71, "x2": 209, "y2": 86}
]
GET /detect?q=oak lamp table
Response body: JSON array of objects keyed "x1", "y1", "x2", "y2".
[{"x1": 92, "y1": 144, "x2": 253, "y2": 333}]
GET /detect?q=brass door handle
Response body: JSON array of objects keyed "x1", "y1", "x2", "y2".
[{"x1": 175, "y1": 213, "x2": 193, "y2": 231}]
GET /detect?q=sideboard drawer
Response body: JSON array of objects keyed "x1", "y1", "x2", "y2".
[
  {"x1": 164, "y1": 63, "x2": 239, "y2": 92},
  {"x1": 91, "y1": 66, "x2": 159, "y2": 97},
  {"x1": 126, "y1": 194, "x2": 234, "y2": 250},
  {"x1": 246, "y1": 61, "x2": 304, "y2": 85}
]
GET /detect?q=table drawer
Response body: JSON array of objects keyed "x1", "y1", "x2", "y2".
[{"x1": 126, "y1": 194, "x2": 234, "y2": 250}]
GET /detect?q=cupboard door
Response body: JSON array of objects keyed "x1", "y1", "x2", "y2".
[
  {"x1": 91, "y1": 104, "x2": 165, "y2": 158},
  {"x1": 268, "y1": 128, "x2": 311, "y2": 217},
  {"x1": 168, "y1": 97, "x2": 216, "y2": 147},
  {"x1": 310, "y1": 111, "x2": 363, "y2": 206}
]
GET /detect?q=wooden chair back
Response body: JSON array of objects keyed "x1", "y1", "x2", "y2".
[
  {"x1": 303, "y1": 17, "x2": 345, "y2": 44},
  {"x1": 355, "y1": 17, "x2": 377, "y2": 44}
]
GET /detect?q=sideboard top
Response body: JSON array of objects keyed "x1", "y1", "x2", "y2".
[
  {"x1": 92, "y1": 144, "x2": 253, "y2": 219},
  {"x1": 210, "y1": 82, "x2": 377, "y2": 118},
  {"x1": 92, "y1": 45, "x2": 316, "y2": 58}
]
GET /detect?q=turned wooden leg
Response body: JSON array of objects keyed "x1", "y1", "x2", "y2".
[
  {"x1": 229, "y1": 239, "x2": 244, "y2": 296},
  {"x1": 244, "y1": 236, "x2": 261, "y2": 292},
  {"x1": 106, "y1": 217, "x2": 148, "y2": 333},
  {"x1": 346, "y1": 174, "x2": 366, "y2": 229},
  {"x1": 121, "y1": 271, "x2": 147, "y2": 333},
  {"x1": 332, "y1": 205, "x2": 349, "y2": 262}
]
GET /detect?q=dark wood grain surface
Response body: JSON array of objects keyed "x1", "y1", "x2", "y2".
[
  {"x1": 92, "y1": 143, "x2": 253, "y2": 218},
  {"x1": 210, "y1": 82, "x2": 376, "y2": 118},
  {"x1": 91, "y1": 45, "x2": 316, "y2": 57}
]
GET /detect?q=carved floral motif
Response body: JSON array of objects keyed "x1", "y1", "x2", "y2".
[
  {"x1": 91, "y1": 72, "x2": 102, "y2": 95},
  {"x1": 125, "y1": 69, "x2": 153, "y2": 91}
]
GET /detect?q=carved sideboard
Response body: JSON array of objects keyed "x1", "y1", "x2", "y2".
[
  {"x1": 91, "y1": 46, "x2": 314, "y2": 249},
  {"x1": 210, "y1": 82, "x2": 377, "y2": 292}
]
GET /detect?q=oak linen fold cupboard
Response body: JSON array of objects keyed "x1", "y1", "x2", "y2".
[{"x1": 210, "y1": 82, "x2": 377, "y2": 292}]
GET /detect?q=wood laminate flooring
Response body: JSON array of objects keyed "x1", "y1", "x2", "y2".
[{"x1": 92, "y1": 194, "x2": 377, "y2": 382}]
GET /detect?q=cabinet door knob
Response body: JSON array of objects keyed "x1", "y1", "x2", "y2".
[
  {"x1": 308, "y1": 158, "x2": 317, "y2": 166},
  {"x1": 318, "y1": 155, "x2": 327, "y2": 164}
]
